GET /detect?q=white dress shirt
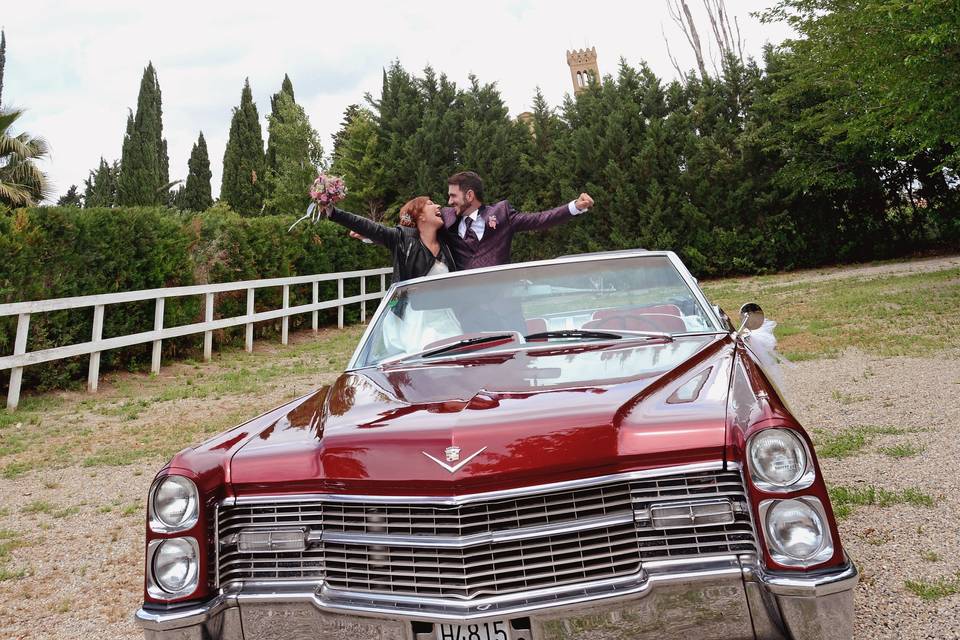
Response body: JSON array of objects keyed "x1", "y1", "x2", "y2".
[{"x1": 458, "y1": 201, "x2": 588, "y2": 241}]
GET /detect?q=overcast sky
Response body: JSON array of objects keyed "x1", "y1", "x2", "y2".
[{"x1": 3, "y1": 1, "x2": 793, "y2": 202}]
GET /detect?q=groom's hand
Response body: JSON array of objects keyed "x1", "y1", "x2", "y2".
[{"x1": 575, "y1": 192, "x2": 594, "y2": 211}]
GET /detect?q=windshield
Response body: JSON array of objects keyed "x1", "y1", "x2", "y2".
[{"x1": 353, "y1": 254, "x2": 719, "y2": 368}]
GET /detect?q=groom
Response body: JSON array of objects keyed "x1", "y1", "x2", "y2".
[{"x1": 443, "y1": 171, "x2": 594, "y2": 270}]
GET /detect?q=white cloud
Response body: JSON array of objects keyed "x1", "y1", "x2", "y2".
[{"x1": 3, "y1": 0, "x2": 793, "y2": 202}]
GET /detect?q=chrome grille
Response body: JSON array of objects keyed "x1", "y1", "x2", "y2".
[
  {"x1": 218, "y1": 467, "x2": 757, "y2": 599},
  {"x1": 323, "y1": 523, "x2": 640, "y2": 598}
]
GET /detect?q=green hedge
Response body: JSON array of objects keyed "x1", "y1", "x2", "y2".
[{"x1": 0, "y1": 205, "x2": 388, "y2": 391}]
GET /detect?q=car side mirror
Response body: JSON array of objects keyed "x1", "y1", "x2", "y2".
[{"x1": 738, "y1": 302, "x2": 764, "y2": 334}]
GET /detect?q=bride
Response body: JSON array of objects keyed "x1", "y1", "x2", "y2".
[{"x1": 323, "y1": 197, "x2": 457, "y2": 282}]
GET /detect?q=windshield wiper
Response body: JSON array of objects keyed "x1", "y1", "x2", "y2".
[
  {"x1": 524, "y1": 329, "x2": 674, "y2": 342},
  {"x1": 417, "y1": 333, "x2": 519, "y2": 359}
]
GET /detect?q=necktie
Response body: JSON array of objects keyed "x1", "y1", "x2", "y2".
[{"x1": 463, "y1": 217, "x2": 480, "y2": 252}]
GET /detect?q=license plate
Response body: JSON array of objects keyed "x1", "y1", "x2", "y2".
[{"x1": 435, "y1": 620, "x2": 511, "y2": 640}]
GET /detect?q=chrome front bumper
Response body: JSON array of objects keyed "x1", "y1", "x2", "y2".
[{"x1": 135, "y1": 554, "x2": 857, "y2": 640}]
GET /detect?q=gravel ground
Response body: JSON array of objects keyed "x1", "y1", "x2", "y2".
[{"x1": 0, "y1": 256, "x2": 957, "y2": 640}]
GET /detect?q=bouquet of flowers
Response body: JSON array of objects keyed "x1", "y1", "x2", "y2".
[{"x1": 289, "y1": 173, "x2": 348, "y2": 231}]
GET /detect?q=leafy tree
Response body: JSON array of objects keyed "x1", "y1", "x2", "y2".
[
  {"x1": 367, "y1": 62, "x2": 424, "y2": 218},
  {"x1": 83, "y1": 157, "x2": 120, "y2": 208},
  {"x1": 458, "y1": 74, "x2": 530, "y2": 204},
  {"x1": 221, "y1": 78, "x2": 265, "y2": 216},
  {"x1": 117, "y1": 62, "x2": 170, "y2": 206},
  {"x1": 262, "y1": 91, "x2": 324, "y2": 216},
  {"x1": 181, "y1": 131, "x2": 213, "y2": 211},
  {"x1": 57, "y1": 184, "x2": 83, "y2": 207},
  {"x1": 0, "y1": 108, "x2": 50, "y2": 207},
  {"x1": 329, "y1": 108, "x2": 386, "y2": 219},
  {"x1": 762, "y1": 0, "x2": 960, "y2": 169},
  {"x1": 331, "y1": 103, "x2": 362, "y2": 162}
]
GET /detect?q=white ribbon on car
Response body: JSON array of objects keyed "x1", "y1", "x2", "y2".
[{"x1": 745, "y1": 319, "x2": 795, "y2": 393}]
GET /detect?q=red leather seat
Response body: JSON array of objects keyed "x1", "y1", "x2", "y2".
[
  {"x1": 585, "y1": 304, "x2": 687, "y2": 333},
  {"x1": 525, "y1": 318, "x2": 548, "y2": 334}
]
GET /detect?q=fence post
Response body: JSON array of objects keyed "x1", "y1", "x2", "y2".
[
  {"x1": 88, "y1": 304, "x2": 105, "y2": 392},
  {"x1": 6, "y1": 313, "x2": 31, "y2": 411},
  {"x1": 281, "y1": 284, "x2": 290, "y2": 345},
  {"x1": 312, "y1": 281, "x2": 319, "y2": 332},
  {"x1": 203, "y1": 292, "x2": 214, "y2": 362},
  {"x1": 151, "y1": 297, "x2": 165, "y2": 374},
  {"x1": 245, "y1": 288, "x2": 255, "y2": 353},
  {"x1": 380, "y1": 273, "x2": 386, "y2": 295},
  {"x1": 360, "y1": 277, "x2": 367, "y2": 323},
  {"x1": 337, "y1": 278, "x2": 344, "y2": 329}
]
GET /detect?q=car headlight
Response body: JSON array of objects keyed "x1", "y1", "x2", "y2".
[
  {"x1": 149, "y1": 476, "x2": 199, "y2": 532},
  {"x1": 748, "y1": 428, "x2": 813, "y2": 491},
  {"x1": 148, "y1": 537, "x2": 200, "y2": 598},
  {"x1": 760, "y1": 498, "x2": 834, "y2": 567}
]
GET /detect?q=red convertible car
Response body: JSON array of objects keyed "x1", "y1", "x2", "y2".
[{"x1": 135, "y1": 250, "x2": 857, "y2": 640}]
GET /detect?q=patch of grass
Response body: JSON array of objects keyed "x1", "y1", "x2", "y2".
[
  {"x1": 0, "y1": 567, "x2": 29, "y2": 581},
  {"x1": 921, "y1": 551, "x2": 941, "y2": 562},
  {"x1": 830, "y1": 389, "x2": 870, "y2": 405},
  {"x1": 81, "y1": 446, "x2": 153, "y2": 468},
  {"x1": 121, "y1": 503, "x2": 142, "y2": 517},
  {"x1": 814, "y1": 425, "x2": 920, "y2": 459},
  {"x1": 905, "y1": 574, "x2": 960, "y2": 600},
  {"x1": 21, "y1": 500, "x2": 55, "y2": 515},
  {"x1": 880, "y1": 443, "x2": 925, "y2": 459},
  {"x1": 828, "y1": 485, "x2": 936, "y2": 519},
  {"x1": 2, "y1": 460, "x2": 34, "y2": 479},
  {"x1": 52, "y1": 506, "x2": 79, "y2": 519}
]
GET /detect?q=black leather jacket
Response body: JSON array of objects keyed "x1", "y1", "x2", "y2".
[{"x1": 328, "y1": 207, "x2": 457, "y2": 282}]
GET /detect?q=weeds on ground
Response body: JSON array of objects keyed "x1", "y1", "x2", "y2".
[
  {"x1": 813, "y1": 425, "x2": 922, "y2": 459},
  {"x1": 828, "y1": 485, "x2": 936, "y2": 519},
  {"x1": 879, "y1": 443, "x2": 924, "y2": 459},
  {"x1": 905, "y1": 573, "x2": 960, "y2": 600}
]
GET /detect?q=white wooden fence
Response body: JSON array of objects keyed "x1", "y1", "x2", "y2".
[{"x1": 0, "y1": 267, "x2": 393, "y2": 411}]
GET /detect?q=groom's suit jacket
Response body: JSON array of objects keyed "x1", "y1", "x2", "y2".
[{"x1": 441, "y1": 201, "x2": 574, "y2": 270}]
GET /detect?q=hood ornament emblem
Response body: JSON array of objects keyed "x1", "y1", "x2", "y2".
[{"x1": 423, "y1": 446, "x2": 487, "y2": 473}]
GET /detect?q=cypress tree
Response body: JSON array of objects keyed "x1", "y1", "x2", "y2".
[
  {"x1": 181, "y1": 131, "x2": 213, "y2": 211},
  {"x1": 221, "y1": 78, "x2": 265, "y2": 215},
  {"x1": 263, "y1": 92, "x2": 323, "y2": 215},
  {"x1": 57, "y1": 185, "x2": 83, "y2": 207},
  {"x1": 117, "y1": 62, "x2": 169, "y2": 205},
  {"x1": 83, "y1": 158, "x2": 120, "y2": 207},
  {"x1": 0, "y1": 30, "x2": 6, "y2": 108},
  {"x1": 266, "y1": 74, "x2": 296, "y2": 171}
]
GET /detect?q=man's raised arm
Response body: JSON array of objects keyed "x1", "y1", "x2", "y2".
[{"x1": 510, "y1": 193, "x2": 594, "y2": 232}]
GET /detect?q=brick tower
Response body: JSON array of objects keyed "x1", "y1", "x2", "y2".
[{"x1": 566, "y1": 47, "x2": 599, "y2": 94}]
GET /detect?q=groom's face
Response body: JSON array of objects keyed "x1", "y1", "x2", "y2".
[{"x1": 447, "y1": 185, "x2": 475, "y2": 215}]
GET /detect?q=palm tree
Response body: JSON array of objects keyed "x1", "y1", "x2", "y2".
[{"x1": 0, "y1": 108, "x2": 50, "y2": 207}]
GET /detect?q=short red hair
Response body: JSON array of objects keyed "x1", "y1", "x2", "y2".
[{"x1": 398, "y1": 196, "x2": 430, "y2": 228}]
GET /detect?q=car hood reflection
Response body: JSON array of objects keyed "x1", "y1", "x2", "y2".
[{"x1": 228, "y1": 335, "x2": 734, "y2": 493}]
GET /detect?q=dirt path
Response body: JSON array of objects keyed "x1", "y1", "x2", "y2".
[{"x1": 0, "y1": 257, "x2": 958, "y2": 639}]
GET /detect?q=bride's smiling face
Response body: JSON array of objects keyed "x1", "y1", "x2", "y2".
[{"x1": 418, "y1": 201, "x2": 444, "y2": 230}]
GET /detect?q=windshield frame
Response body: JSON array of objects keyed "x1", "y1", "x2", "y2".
[{"x1": 345, "y1": 250, "x2": 725, "y2": 370}]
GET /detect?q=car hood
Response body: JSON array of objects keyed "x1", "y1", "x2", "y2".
[{"x1": 228, "y1": 334, "x2": 734, "y2": 495}]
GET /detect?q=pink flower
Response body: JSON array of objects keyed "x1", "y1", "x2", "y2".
[{"x1": 487, "y1": 216, "x2": 498, "y2": 229}]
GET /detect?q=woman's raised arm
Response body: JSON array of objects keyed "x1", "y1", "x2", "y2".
[{"x1": 327, "y1": 207, "x2": 400, "y2": 251}]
